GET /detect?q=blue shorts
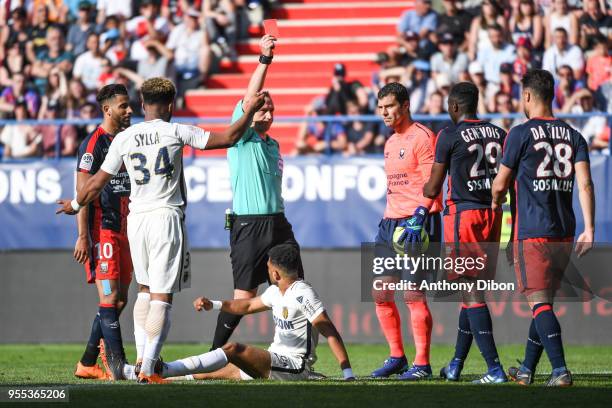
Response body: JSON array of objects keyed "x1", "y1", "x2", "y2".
[{"x1": 374, "y1": 212, "x2": 442, "y2": 281}]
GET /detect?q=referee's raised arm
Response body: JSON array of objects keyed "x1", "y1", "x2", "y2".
[{"x1": 243, "y1": 34, "x2": 276, "y2": 107}]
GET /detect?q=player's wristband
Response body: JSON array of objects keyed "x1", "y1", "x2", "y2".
[
  {"x1": 259, "y1": 54, "x2": 273, "y2": 64},
  {"x1": 71, "y1": 199, "x2": 82, "y2": 212},
  {"x1": 211, "y1": 300, "x2": 222, "y2": 310},
  {"x1": 342, "y1": 368, "x2": 354, "y2": 379}
]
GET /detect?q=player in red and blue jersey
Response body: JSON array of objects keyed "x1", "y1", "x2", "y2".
[
  {"x1": 371, "y1": 82, "x2": 443, "y2": 381},
  {"x1": 492, "y1": 69, "x2": 595, "y2": 387},
  {"x1": 424, "y1": 82, "x2": 507, "y2": 384},
  {"x1": 73, "y1": 84, "x2": 133, "y2": 381}
]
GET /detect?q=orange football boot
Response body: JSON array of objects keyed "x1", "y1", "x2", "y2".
[
  {"x1": 74, "y1": 362, "x2": 108, "y2": 380},
  {"x1": 137, "y1": 372, "x2": 168, "y2": 384}
]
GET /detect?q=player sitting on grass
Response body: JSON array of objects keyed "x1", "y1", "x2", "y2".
[
  {"x1": 424, "y1": 82, "x2": 507, "y2": 384},
  {"x1": 129, "y1": 244, "x2": 355, "y2": 382}
]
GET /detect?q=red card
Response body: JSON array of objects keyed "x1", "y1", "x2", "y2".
[{"x1": 263, "y1": 19, "x2": 279, "y2": 38}]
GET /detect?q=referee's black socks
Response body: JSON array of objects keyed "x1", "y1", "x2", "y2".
[{"x1": 211, "y1": 312, "x2": 243, "y2": 350}]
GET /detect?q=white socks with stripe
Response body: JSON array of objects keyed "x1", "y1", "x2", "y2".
[
  {"x1": 141, "y1": 300, "x2": 172, "y2": 376},
  {"x1": 162, "y1": 348, "x2": 228, "y2": 378},
  {"x1": 133, "y1": 292, "x2": 150, "y2": 362}
]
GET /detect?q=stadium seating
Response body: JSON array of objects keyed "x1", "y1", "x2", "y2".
[{"x1": 184, "y1": 0, "x2": 407, "y2": 156}]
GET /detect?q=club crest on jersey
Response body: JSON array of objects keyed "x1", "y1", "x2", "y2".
[
  {"x1": 79, "y1": 153, "x2": 94, "y2": 171},
  {"x1": 100, "y1": 262, "x2": 108, "y2": 273},
  {"x1": 282, "y1": 307, "x2": 289, "y2": 319},
  {"x1": 399, "y1": 149, "x2": 405, "y2": 159}
]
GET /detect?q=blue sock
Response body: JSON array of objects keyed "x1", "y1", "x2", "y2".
[
  {"x1": 466, "y1": 304, "x2": 501, "y2": 370},
  {"x1": 533, "y1": 303, "x2": 566, "y2": 371},
  {"x1": 98, "y1": 305, "x2": 125, "y2": 360},
  {"x1": 80, "y1": 313, "x2": 102, "y2": 366},
  {"x1": 522, "y1": 318, "x2": 543, "y2": 372},
  {"x1": 452, "y1": 307, "x2": 472, "y2": 363}
]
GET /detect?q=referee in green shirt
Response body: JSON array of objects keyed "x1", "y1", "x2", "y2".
[{"x1": 211, "y1": 34, "x2": 305, "y2": 348}]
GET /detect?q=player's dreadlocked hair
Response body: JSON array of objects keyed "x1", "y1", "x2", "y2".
[
  {"x1": 522, "y1": 69, "x2": 554, "y2": 104},
  {"x1": 96, "y1": 84, "x2": 128, "y2": 106},
  {"x1": 378, "y1": 82, "x2": 409, "y2": 107},
  {"x1": 448, "y1": 82, "x2": 479, "y2": 115},
  {"x1": 268, "y1": 244, "x2": 300, "y2": 277},
  {"x1": 141, "y1": 77, "x2": 176, "y2": 105}
]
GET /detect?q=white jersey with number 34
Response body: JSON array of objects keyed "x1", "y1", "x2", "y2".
[{"x1": 100, "y1": 119, "x2": 210, "y2": 214}]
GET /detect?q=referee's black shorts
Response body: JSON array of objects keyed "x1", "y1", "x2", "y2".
[{"x1": 229, "y1": 213, "x2": 304, "y2": 290}]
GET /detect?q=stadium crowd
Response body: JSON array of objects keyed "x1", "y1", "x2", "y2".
[
  {"x1": 296, "y1": 0, "x2": 611, "y2": 156},
  {"x1": 0, "y1": 0, "x2": 274, "y2": 158},
  {"x1": 0, "y1": 0, "x2": 609, "y2": 159}
]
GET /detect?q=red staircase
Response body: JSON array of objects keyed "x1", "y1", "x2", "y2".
[{"x1": 184, "y1": 0, "x2": 412, "y2": 156}]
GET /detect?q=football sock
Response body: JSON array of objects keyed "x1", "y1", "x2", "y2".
[
  {"x1": 533, "y1": 303, "x2": 566, "y2": 370},
  {"x1": 211, "y1": 312, "x2": 243, "y2": 350},
  {"x1": 141, "y1": 300, "x2": 172, "y2": 376},
  {"x1": 374, "y1": 301, "x2": 404, "y2": 358},
  {"x1": 466, "y1": 303, "x2": 501, "y2": 370},
  {"x1": 133, "y1": 292, "x2": 150, "y2": 362},
  {"x1": 452, "y1": 306, "x2": 473, "y2": 363},
  {"x1": 80, "y1": 313, "x2": 103, "y2": 366},
  {"x1": 99, "y1": 304, "x2": 125, "y2": 360},
  {"x1": 522, "y1": 318, "x2": 543, "y2": 372},
  {"x1": 406, "y1": 300, "x2": 432, "y2": 366},
  {"x1": 163, "y1": 348, "x2": 228, "y2": 377},
  {"x1": 123, "y1": 364, "x2": 137, "y2": 380}
]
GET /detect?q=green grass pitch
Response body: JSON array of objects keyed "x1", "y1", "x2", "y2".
[{"x1": 1, "y1": 344, "x2": 611, "y2": 407}]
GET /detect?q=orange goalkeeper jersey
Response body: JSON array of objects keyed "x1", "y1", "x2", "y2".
[{"x1": 383, "y1": 121, "x2": 443, "y2": 219}]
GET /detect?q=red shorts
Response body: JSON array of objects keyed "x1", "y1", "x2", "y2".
[
  {"x1": 85, "y1": 229, "x2": 132, "y2": 285},
  {"x1": 513, "y1": 237, "x2": 573, "y2": 295},
  {"x1": 443, "y1": 208, "x2": 502, "y2": 280}
]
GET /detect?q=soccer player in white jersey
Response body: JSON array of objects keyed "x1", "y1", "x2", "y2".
[
  {"x1": 141, "y1": 244, "x2": 355, "y2": 381},
  {"x1": 56, "y1": 77, "x2": 267, "y2": 383}
]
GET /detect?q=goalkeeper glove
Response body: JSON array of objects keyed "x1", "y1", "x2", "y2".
[{"x1": 398, "y1": 206, "x2": 428, "y2": 253}]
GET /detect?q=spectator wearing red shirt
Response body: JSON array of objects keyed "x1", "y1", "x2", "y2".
[
  {"x1": 512, "y1": 37, "x2": 533, "y2": 82},
  {"x1": 585, "y1": 36, "x2": 611, "y2": 92}
]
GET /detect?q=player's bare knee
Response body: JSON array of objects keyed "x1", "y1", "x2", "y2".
[
  {"x1": 222, "y1": 342, "x2": 245, "y2": 359},
  {"x1": 99, "y1": 290, "x2": 120, "y2": 306}
]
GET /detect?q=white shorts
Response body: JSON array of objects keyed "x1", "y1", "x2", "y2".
[
  {"x1": 127, "y1": 207, "x2": 191, "y2": 293},
  {"x1": 238, "y1": 351, "x2": 310, "y2": 381}
]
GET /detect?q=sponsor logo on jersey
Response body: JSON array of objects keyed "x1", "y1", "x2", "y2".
[
  {"x1": 79, "y1": 153, "x2": 94, "y2": 171},
  {"x1": 296, "y1": 296, "x2": 303, "y2": 304},
  {"x1": 273, "y1": 315, "x2": 295, "y2": 330}
]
